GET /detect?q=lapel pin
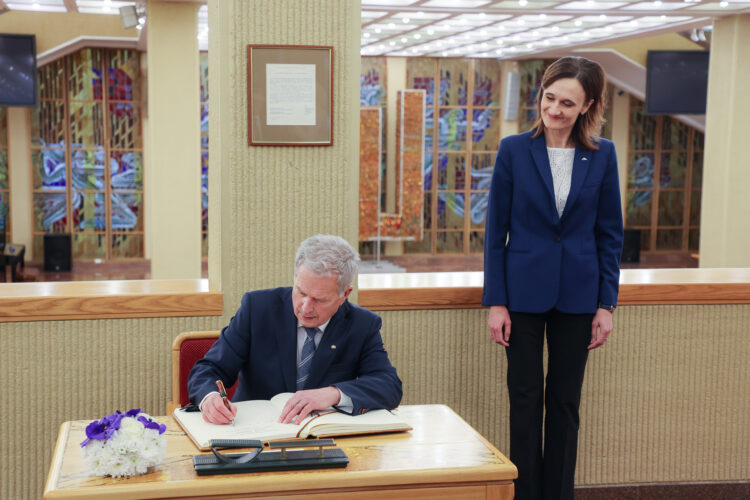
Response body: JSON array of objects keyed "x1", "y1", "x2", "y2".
[
  {"x1": 331, "y1": 345, "x2": 337, "y2": 349},
  {"x1": 582, "y1": 157, "x2": 588, "y2": 161}
]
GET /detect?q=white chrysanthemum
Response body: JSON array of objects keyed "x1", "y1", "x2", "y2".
[
  {"x1": 119, "y1": 417, "x2": 145, "y2": 439},
  {"x1": 81, "y1": 413, "x2": 166, "y2": 478}
]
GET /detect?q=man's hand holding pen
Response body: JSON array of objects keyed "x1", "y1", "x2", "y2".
[{"x1": 200, "y1": 381, "x2": 237, "y2": 425}]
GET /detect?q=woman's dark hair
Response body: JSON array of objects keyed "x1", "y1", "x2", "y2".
[{"x1": 530, "y1": 56, "x2": 606, "y2": 150}]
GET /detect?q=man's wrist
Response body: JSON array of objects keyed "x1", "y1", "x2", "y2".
[{"x1": 199, "y1": 391, "x2": 219, "y2": 411}]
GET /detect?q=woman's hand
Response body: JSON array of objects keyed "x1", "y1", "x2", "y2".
[
  {"x1": 589, "y1": 308, "x2": 613, "y2": 350},
  {"x1": 488, "y1": 305, "x2": 511, "y2": 346}
]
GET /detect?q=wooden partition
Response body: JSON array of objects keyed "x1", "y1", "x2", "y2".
[{"x1": 1, "y1": 269, "x2": 749, "y2": 499}]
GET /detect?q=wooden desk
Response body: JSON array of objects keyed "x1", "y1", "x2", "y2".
[{"x1": 44, "y1": 405, "x2": 516, "y2": 499}]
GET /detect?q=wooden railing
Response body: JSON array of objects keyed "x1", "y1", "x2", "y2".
[
  {"x1": 0, "y1": 279, "x2": 222, "y2": 322},
  {"x1": 1, "y1": 268, "x2": 749, "y2": 322},
  {"x1": 358, "y1": 268, "x2": 750, "y2": 310}
]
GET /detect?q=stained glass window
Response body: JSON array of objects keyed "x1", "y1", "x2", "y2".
[
  {"x1": 200, "y1": 51, "x2": 209, "y2": 257},
  {"x1": 625, "y1": 97, "x2": 703, "y2": 253},
  {"x1": 0, "y1": 107, "x2": 9, "y2": 239},
  {"x1": 405, "y1": 58, "x2": 501, "y2": 256},
  {"x1": 31, "y1": 49, "x2": 144, "y2": 261}
]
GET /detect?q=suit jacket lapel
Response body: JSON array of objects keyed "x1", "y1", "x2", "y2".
[
  {"x1": 530, "y1": 134, "x2": 559, "y2": 224},
  {"x1": 561, "y1": 148, "x2": 591, "y2": 220},
  {"x1": 279, "y1": 291, "x2": 298, "y2": 392},
  {"x1": 305, "y1": 302, "x2": 349, "y2": 390}
]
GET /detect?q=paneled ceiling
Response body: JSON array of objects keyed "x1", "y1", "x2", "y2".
[{"x1": 2, "y1": 0, "x2": 748, "y2": 56}]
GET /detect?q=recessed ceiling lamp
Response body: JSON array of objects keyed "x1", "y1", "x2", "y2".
[
  {"x1": 719, "y1": 0, "x2": 728, "y2": 6},
  {"x1": 403, "y1": 17, "x2": 410, "y2": 23},
  {"x1": 519, "y1": 0, "x2": 528, "y2": 5}
]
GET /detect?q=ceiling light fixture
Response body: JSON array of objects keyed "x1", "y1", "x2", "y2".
[
  {"x1": 403, "y1": 17, "x2": 410, "y2": 23},
  {"x1": 519, "y1": 0, "x2": 528, "y2": 5}
]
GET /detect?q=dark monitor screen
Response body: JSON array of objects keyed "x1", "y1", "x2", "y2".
[
  {"x1": 646, "y1": 50, "x2": 709, "y2": 115},
  {"x1": 0, "y1": 33, "x2": 38, "y2": 107}
]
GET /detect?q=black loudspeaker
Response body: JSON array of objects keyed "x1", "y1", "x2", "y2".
[
  {"x1": 44, "y1": 233, "x2": 72, "y2": 272},
  {"x1": 621, "y1": 229, "x2": 641, "y2": 264}
]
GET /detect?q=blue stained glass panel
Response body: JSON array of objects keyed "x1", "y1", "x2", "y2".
[
  {"x1": 32, "y1": 149, "x2": 67, "y2": 190},
  {"x1": 424, "y1": 106, "x2": 434, "y2": 150},
  {"x1": 436, "y1": 192, "x2": 465, "y2": 230},
  {"x1": 202, "y1": 151, "x2": 208, "y2": 231},
  {"x1": 437, "y1": 154, "x2": 465, "y2": 191},
  {"x1": 628, "y1": 153, "x2": 655, "y2": 189},
  {"x1": 423, "y1": 153, "x2": 433, "y2": 191},
  {"x1": 439, "y1": 60, "x2": 468, "y2": 106},
  {"x1": 111, "y1": 192, "x2": 142, "y2": 231},
  {"x1": 471, "y1": 154, "x2": 494, "y2": 190},
  {"x1": 110, "y1": 151, "x2": 143, "y2": 190},
  {"x1": 472, "y1": 108, "x2": 499, "y2": 151},
  {"x1": 470, "y1": 192, "x2": 489, "y2": 228},
  {"x1": 34, "y1": 193, "x2": 67, "y2": 231},
  {"x1": 201, "y1": 103, "x2": 209, "y2": 149},
  {"x1": 438, "y1": 108, "x2": 467, "y2": 151},
  {"x1": 71, "y1": 150, "x2": 105, "y2": 190},
  {"x1": 72, "y1": 191, "x2": 106, "y2": 231}
]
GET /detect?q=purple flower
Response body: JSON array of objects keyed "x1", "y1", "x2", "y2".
[
  {"x1": 138, "y1": 415, "x2": 167, "y2": 434},
  {"x1": 80, "y1": 408, "x2": 155, "y2": 447}
]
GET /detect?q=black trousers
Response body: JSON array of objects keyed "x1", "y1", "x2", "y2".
[{"x1": 506, "y1": 309, "x2": 593, "y2": 500}]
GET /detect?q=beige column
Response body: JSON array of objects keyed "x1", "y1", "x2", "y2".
[
  {"x1": 500, "y1": 60, "x2": 520, "y2": 139},
  {"x1": 611, "y1": 87, "x2": 629, "y2": 218},
  {"x1": 384, "y1": 56, "x2": 406, "y2": 257},
  {"x1": 6, "y1": 108, "x2": 33, "y2": 255},
  {"x1": 699, "y1": 14, "x2": 750, "y2": 267},
  {"x1": 207, "y1": 0, "x2": 361, "y2": 310},
  {"x1": 146, "y1": 0, "x2": 202, "y2": 279}
]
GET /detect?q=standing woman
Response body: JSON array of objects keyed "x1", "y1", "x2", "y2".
[{"x1": 483, "y1": 56, "x2": 623, "y2": 499}]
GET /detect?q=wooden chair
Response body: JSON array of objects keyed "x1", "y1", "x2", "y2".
[{"x1": 167, "y1": 331, "x2": 237, "y2": 414}]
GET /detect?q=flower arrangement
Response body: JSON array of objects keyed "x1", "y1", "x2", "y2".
[{"x1": 80, "y1": 408, "x2": 167, "y2": 478}]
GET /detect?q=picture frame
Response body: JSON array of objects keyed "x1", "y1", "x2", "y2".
[{"x1": 247, "y1": 44, "x2": 333, "y2": 146}]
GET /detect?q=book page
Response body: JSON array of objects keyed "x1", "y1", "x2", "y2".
[
  {"x1": 300, "y1": 408, "x2": 412, "y2": 437},
  {"x1": 174, "y1": 398, "x2": 306, "y2": 450}
]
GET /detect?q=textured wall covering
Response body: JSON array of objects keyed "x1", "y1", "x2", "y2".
[
  {"x1": 208, "y1": 0, "x2": 361, "y2": 310},
  {"x1": 1, "y1": 1, "x2": 362, "y2": 498},
  {"x1": 379, "y1": 305, "x2": 750, "y2": 486},
  {"x1": 3, "y1": 2, "x2": 749, "y2": 498}
]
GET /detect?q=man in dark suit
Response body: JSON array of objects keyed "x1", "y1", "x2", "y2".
[{"x1": 188, "y1": 234, "x2": 402, "y2": 425}]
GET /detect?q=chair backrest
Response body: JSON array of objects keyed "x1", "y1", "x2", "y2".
[{"x1": 167, "y1": 331, "x2": 238, "y2": 414}]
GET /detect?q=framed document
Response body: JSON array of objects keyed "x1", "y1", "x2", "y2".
[{"x1": 247, "y1": 44, "x2": 333, "y2": 146}]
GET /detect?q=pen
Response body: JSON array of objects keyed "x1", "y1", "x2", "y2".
[{"x1": 216, "y1": 380, "x2": 234, "y2": 425}]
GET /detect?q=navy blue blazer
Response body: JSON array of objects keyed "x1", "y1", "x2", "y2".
[
  {"x1": 188, "y1": 287, "x2": 403, "y2": 415},
  {"x1": 482, "y1": 131, "x2": 624, "y2": 314}
]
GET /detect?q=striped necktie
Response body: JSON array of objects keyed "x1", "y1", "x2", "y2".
[{"x1": 296, "y1": 327, "x2": 318, "y2": 391}]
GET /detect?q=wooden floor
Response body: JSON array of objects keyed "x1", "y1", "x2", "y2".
[{"x1": 12, "y1": 252, "x2": 698, "y2": 282}]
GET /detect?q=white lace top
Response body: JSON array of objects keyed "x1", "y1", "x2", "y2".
[{"x1": 547, "y1": 147, "x2": 575, "y2": 218}]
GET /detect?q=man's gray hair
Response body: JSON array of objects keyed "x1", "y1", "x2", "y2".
[{"x1": 294, "y1": 234, "x2": 360, "y2": 296}]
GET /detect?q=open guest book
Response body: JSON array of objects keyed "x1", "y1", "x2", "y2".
[{"x1": 173, "y1": 392, "x2": 412, "y2": 451}]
